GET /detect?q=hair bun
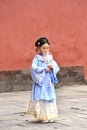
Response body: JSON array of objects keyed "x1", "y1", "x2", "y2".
[{"x1": 35, "y1": 37, "x2": 50, "y2": 47}]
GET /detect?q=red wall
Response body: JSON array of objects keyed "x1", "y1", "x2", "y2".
[{"x1": 0, "y1": 0, "x2": 87, "y2": 79}]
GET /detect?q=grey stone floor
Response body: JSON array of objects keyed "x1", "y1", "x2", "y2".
[{"x1": 0, "y1": 85, "x2": 87, "y2": 130}]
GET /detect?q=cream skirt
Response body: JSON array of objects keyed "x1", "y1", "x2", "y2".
[{"x1": 27, "y1": 100, "x2": 58, "y2": 121}]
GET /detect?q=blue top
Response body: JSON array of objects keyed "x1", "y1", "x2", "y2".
[{"x1": 30, "y1": 53, "x2": 60, "y2": 102}]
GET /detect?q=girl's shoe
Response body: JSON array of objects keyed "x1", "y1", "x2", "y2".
[
  {"x1": 49, "y1": 120, "x2": 55, "y2": 123},
  {"x1": 43, "y1": 120, "x2": 49, "y2": 123}
]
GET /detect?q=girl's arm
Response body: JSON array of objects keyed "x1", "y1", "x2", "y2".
[
  {"x1": 31, "y1": 55, "x2": 47, "y2": 85},
  {"x1": 31, "y1": 55, "x2": 47, "y2": 73},
  {"x1": 52, "y1": 60, "x2": 60, "y2": 74}
]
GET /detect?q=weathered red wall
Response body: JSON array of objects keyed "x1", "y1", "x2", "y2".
[{"x1": 0, "y1": 0, "x2": 87, "y2": 79}]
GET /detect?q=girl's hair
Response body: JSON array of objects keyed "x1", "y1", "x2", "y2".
[{"x1": 35, "y1": 37, "x2": 50, "y2": 47}]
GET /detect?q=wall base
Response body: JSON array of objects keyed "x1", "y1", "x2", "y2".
[{"x1": 0, "y1": 66, "x2": 85, "y2": 93}]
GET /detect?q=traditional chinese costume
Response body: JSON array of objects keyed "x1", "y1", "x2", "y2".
[{"x1": 28, "y1": 53, "x2": 60, "y2": 121}]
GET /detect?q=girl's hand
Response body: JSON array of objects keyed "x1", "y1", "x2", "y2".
[
  {"x1": 46, "y1": 65, "x2": 53, "y2": 72},
  {"x1": 48, "y1": 65, "x2": 53, "y2": 69},
  {"x1": 46, "y1": 67, "x2": 51, "y2": 72}
]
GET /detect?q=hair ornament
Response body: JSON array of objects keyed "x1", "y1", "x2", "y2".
[{"x1": 37, "y1": 42, "x2": 40, "y2": 46}]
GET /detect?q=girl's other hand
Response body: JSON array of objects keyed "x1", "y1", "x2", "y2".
[
  {"x1": 48, "y1": 65, "x2": 53, "y2": 69},
  {"x1": 46, "y1": 67, "x2": 51, "y2": 72},
  {"x1": 46, "y1": 65, "x2": 53, "y2": 72}
]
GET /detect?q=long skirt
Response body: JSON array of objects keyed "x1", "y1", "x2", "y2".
[{"x1": 27, "y1": 100, "x2": 58, "y2": 121}]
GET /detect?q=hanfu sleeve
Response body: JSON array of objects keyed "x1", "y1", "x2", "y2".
[
  {"x1": 52, "y1": 60, "x2": 60, "y2": 74},
  {"x1": 31, "y1": 56, "x2": 47, "y2": 85},
  {"x1": 50, "y1": 60, "x2": 60, "y2": 83}
]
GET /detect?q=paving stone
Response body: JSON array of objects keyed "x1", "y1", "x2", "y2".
[{"x1": 0, "y1": 85, "x2": 87, "y2": 130}]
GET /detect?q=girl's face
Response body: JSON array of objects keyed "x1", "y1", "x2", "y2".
[{"x1": 39, "y1": 43, "x2": 50, "y2": 55}]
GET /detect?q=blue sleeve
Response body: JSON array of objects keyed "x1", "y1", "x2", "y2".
[
  {"x1": 52, "y1": 60, "x2": 60, "y2": 74},
  {"x1": 31, "y1": 56, "x2": 47, "y2": 73},
  {"x1": 31, "y1": 56, "x2": 47, "y2": 85},
  {"x1": 50, "y1": 60, "x2": 60, "y2": 83}
]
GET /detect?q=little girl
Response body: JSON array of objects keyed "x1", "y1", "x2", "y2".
[{"x1": 27, "y1": 37, "x2": 60, "y2": 123}]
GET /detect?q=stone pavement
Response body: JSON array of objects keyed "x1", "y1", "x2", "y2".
[{"x1": 0, "y1": 85, "x2": 87, "y2": 130}]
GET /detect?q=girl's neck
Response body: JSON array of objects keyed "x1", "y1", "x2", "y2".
[{"x1": 39, "y1": 52, "x2": 49, "y2": 56}]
